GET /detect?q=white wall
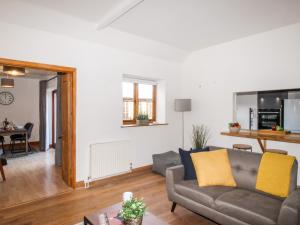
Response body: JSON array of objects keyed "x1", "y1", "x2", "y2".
[
  {"x1": 0, "y1": 78, "x2": 39, "y2": 142},
  {"x1": 181, "y1": 23, "x2": 300, "y2": 183},
  {"x1": 0, "y1": 0, "x2": 187, "y2": 63},
  {"x1": 236, "y1": 93, "x2": 258, "y2": 130},
  {"x1": 0, "y1": 22, "x2": 181, "y2": 182}
]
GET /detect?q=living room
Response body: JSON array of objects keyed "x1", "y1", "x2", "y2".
[{"x1": 0, "y1": 1, "x2": 299, "y2": 225}]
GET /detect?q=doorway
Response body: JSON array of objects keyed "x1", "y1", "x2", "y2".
[{"x1": 0, "y1": 57, "x2": 76, "y2": 190}]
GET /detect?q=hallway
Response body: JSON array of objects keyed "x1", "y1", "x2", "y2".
[{"x1": 0, "y1": 148, "x2": 72, "y2": 209}]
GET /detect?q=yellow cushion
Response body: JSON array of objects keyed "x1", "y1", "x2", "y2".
[
  {"x1": 256, "y1": 152, "x2": 295, "y2": 198},
  {"x1": 191, "y1": 149, "x2": 237, "y2": 187}
]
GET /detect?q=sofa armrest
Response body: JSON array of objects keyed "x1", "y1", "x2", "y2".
[
  {"x1": 166, "y1": 165, "x2": 184, "y2": 201},
  {"x1": 278, "y1": 188, "x2": 300, "y2": 225}
]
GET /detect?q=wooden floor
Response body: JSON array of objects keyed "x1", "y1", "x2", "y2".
[
  {"x1": 0, "y1": 148, "x2": 72, "y2": 209},
  {"x1": 0, "y1": 170, "x2": 216, "y2": 225}
]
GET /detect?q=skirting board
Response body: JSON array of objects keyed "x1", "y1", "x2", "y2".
[{"x1": 76, "y1": 164, "x2": 152, "y2": 189}]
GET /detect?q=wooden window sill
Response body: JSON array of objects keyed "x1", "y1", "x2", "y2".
[{"x1": 121, "y1": 123, "x2": 168, "y2": 128}]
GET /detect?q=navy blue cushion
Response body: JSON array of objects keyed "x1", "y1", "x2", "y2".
[{"x1": 179, "y1": 147, "x2": 209, "y2": 180}]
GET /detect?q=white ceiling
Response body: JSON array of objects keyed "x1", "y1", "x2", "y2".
[
  {"x1": 13, "y1": 0, "x2": 300, "y2": 51},
  {"x1": 112, "y1": 0, "x2": 300, "y2": 50},
  {"x1": 21, "y1": 0, "x2": 122, "y2": 22},
  {"x1": 23, "y1": 68, "x2": 57, "y2": 80}
]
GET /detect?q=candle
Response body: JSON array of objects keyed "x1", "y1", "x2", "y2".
[
  {"x1": 123, "y1": 192, "x2": 133, "y2": 202},
  {"x1": 98, "y1": 213, "x2": 106, "y2": 225}
]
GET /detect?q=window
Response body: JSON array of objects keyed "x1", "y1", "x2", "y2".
[{"x1": 122, "y1": 79, "x2": 157, "y2": 125}]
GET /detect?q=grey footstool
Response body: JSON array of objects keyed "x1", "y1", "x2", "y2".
[{"x1": 152, "y1": 151, "x2": 181, "y2": 176}]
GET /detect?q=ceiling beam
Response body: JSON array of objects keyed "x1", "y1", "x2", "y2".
[{"x1": 96, "y1": 0, "x2": 144, "y2": 30}]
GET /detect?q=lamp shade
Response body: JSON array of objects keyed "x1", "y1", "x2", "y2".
[
  {"x1": 1, "y1": 78, "x2": 14, "y2": 88},
  {"x1": 3, "y1": 65, "x2": 25, "y2": 76},
  {"x1": 175, "y1": 99, "x2": 191, "y2": 112}
]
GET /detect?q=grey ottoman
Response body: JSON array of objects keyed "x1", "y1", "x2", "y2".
[{"x1": 152, "y1": 151, "x2": 181, "y2": 176}]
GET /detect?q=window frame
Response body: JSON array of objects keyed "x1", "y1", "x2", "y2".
[{"x1": 123, "y1": 82, "x2": 157, "y2": 125}]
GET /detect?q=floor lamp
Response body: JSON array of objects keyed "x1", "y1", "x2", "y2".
[{"x1": 175, "y1": 99, "x2": 192, "y2": 148}]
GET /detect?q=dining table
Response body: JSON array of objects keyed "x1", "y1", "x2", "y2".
[{"x1": 0, "y1": 127, "x2": 28, "y2": 154}]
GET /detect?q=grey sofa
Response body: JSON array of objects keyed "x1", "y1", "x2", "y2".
[{"x1": 166, "y1": 147, "x2": 300, "y2": 225}]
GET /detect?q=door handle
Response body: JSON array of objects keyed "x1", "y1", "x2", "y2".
[{"x1": 58, "y1": 136, "x2": 63, "y2": 139}]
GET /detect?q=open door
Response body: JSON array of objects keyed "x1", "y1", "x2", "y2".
[
  {"x1": 0, "y1": 58, "x2": 76, "y2": 189},
  {"x1": 51, "y1": 90, "x2": 57, "y2": 148},
  {"x1": 60, "y1": 72, "x2": 75, "y2": 187}
]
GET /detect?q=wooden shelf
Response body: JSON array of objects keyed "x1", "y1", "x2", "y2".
[
  {"x1": 221, "y1": 129, "x2": 300, "y2": 153},
  {"x1": 221, "y1": 130, "x2": 300, "y2": 145}
]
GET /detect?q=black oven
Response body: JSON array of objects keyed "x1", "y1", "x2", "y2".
[{"x1": 258, "y1": 109, "x2": 282, "y2": 129}]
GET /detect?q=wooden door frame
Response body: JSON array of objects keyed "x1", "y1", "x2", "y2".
[
  {"x1": 51, "y1": 90, "x2": 57, "y2": 149},
  {"x1": 0, "y1": 57, "x2": 77, "y2": 188}
]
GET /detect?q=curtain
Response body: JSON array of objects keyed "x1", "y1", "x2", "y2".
[
  {"x1": 55, "y1": 76, "x2": 62, "y2": 166},
  {"x1": 39, "y1": 80, "x2": 47, "y2": 151}
]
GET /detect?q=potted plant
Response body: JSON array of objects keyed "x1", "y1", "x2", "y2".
[
  {"x1": 136, "y1": 114, "x2": 149, "y2": 126},
  {"x1": 120, "y1": 198, "x2": 146, "y2": 225},
  {"x1": 192, "y1": 124, "x2": 210, "y2": 149},
  {"x1": 228, "y1": 122, "x2": 241, "y2": 133}
]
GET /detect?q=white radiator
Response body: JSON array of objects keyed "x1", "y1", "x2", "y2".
[{"x1": 88, "y1": 140, "x2": 132, "y2": 183}]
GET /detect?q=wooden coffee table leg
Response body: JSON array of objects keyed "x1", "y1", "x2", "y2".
[
  {"x1": 84, "y1": 216, "x2": 91, "y2": 225},
  {"x1": 0, "y1": 161, "x2": 6, "y2": 181}
]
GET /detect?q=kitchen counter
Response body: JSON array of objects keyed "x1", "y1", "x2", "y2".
[{"x1": 221, "y1": 130, "x2": 300, "y2": 152}]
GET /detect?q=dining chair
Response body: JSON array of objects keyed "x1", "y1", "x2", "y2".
[
  {"x1": 0, "y1": 136, "x2": 4, "y2": 154},
  {"x1": 0, "y1": 158, "x2": 6, "y2": 181},
  {"x1": 10, "y1": 123, "x2": 34, "y2": 154}
]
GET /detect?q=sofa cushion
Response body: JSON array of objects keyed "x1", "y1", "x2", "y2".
[
  {"x1": 179, "y1": 147, "x2": 209, "y2": 180},
  {"x1": 174, "y1": 180, "x2": 235, "y2": 208},
  {"x1": 256, "y1": 152, "x2": 296, "y2": 198},
  {"x1": 215, "y1": 189, "x2": 282, "y2": 225},
  {"x1": 227, "y1": 149, "x2": 262, "y2": 191},
  {"x1": 191, "y1": 149, "x2": 237, "y2": 187},
  {"x1": 224, "y1": 148, "x2": 298, "y2": 194}
]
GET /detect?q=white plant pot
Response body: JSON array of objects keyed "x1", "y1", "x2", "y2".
[
  {"x1": 136, "y1": 120, "x2": 149, "y2": 126},
  {"x1": 229, "y1": 127, "x2": 241, "y2": 133}
]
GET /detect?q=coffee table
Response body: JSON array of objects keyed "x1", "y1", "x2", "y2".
[{"x1": 84, "y1": 203, "x2": 168, "y2": 225}]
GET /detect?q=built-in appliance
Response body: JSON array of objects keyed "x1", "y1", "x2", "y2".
[
  {"x1": 249, "y1": 108, "x2": 257, "y2": 130},
  {"x1": 258, "y1": 109, "x2": 282, "y2": 129},
  {"x1": 284, "y1": 99, "x2": 300, "y2": 133}
]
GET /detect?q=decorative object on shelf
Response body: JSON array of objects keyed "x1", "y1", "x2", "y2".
[
  {"x1": 276, "y1": 125, "x2": 284, "y2": 131},
  {"x1": 272, "y1": 125, "x2": 284, "y2": 131},
  {"x1": 228, "y1": 122, "x2": 241, "y2": 133},
  {"x1": 175, "y1": 99, "x2": 192, "y2": 148},
  {"x1": 0, "y1": 91, "x2": 14, "y2": 105},
  {"x1": 2, "y1": 118, "x2": 14, "y2": 131},
  {"x1": 192, "y1": 124, "x2": 210, "y2": 149},
  {"x1": 1, "y1": 77, "x2": 14, "y2": 88},
  {"x1": 2, "y1": 118, "x2": 9, "y2": 130},
  {"x1": 120, "y1": 198, "x2": 146, "y2": 225},
  {"x1": 3, "y1": 65, "x2": 25, "y2": 76},
  {"x1": 136, "y1": 114, "x2": 149, "y2": 126}
]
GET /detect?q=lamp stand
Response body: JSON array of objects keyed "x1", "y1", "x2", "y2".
[{"x1": 182, "y1": 112, "x2": 185, "y2": 148}]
